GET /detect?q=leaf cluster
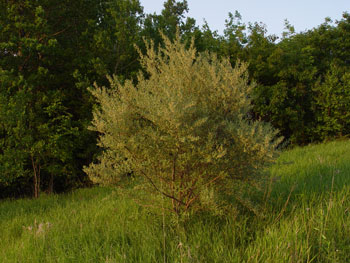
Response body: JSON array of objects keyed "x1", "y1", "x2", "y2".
[{"x1": 85, "y1": 32, "x2": 281, "y2": 215}]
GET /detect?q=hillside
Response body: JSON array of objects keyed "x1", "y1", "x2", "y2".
[{"x1": 1, "y1": 140, "x2": 350, "y2": 262}]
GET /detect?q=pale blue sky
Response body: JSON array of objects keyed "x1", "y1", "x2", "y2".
[{"x1": 139, "y1": 0, "x2": 349, "y2": 37}]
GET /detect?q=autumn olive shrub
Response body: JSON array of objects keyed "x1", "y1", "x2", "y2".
[{"x1": 85, "y1": 33, "x2": 282, "y2": 216}]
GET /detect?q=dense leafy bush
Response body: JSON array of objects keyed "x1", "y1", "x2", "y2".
[
  {"x1": 312, "y1": 64, "x2": 350, "y2": 140},
  {"x1": 85, "y1": 33, "x2": 281, "y2": 216}
]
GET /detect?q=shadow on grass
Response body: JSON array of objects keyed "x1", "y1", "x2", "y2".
[{"x1": 0, "y1": 187, "x2": 113, "y2": 222}]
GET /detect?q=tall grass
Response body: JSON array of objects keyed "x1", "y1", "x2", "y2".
[{"x1": 1, "y1": 140, "x2": 350, "y2": 262}]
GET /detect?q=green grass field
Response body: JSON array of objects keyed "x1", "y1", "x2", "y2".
[{"x1": 1, "y1": 140, "x2": 350, "y2": 262}]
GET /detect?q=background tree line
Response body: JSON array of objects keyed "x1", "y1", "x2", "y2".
[{"x1": 1, "y1": 0, "x2": 349, "y2": 198}]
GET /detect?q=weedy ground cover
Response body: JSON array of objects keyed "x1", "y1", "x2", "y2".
[{"x1": 1, "y1": 139, "x2": 349, "y2": 262}]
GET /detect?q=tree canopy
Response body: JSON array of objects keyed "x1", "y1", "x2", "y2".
[{"x1": 1, "y1": 0, "x2": 349, "y2": 198}]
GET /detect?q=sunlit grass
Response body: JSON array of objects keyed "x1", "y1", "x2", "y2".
[{"x1": 1, "y1": 139, "x2": 350, "y2": 262}]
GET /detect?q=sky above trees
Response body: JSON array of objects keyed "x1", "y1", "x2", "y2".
[{"x1": 140, "y1": 0, "x2": 349, "y2": 36}]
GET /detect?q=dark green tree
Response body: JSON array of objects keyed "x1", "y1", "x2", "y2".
[
  {"x1": 250, "y1": 13, "x2": 350, "y2": 144},
  {"x1": 142, "y1": 0, "x2": 198, "y2": 48},
  {"x1": 221, "y1": 11, "x2": 247, "y2": 63},
  {"x1": 0, "y1": 1, "x2": 84, "y2": 197},
  {"x1": 87, "y1": 0, "x2": 144, "y2": 83},
  {"x1": 312, "y1": 64, "x2": 350, "y2": 140},
  {"x1": 251, "y1": 31, "x2": 317, "y2": 144},
  {"x1": 0, "y1": 0, "x2": 145, "y2": 197}
]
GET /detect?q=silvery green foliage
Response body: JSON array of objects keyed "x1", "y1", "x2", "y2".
[{"x1": 85, "y1": 32, "x2": 282, "y2": 215}]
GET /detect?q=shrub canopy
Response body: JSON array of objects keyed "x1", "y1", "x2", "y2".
[{"x1": 85, "y1": 33, "x2": 282, "y2": 215}]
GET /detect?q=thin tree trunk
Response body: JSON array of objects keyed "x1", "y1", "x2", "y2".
[
  {"x1": 171, "y1": 155, "x2": 178, "y2": 214},
  {"x1": 48, "y1": 173, "x2": 54, "y2": 194},
  {"x1": 31, "y1": 156, "x2": 41, "y2": 198},
  {"x1": 33, "y1": 171, "x2": 38, "y2": 198}
]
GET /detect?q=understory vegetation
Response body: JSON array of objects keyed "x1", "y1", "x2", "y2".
[{"x1": 1, "y1": 140, "x2": 350, "y2": 262}]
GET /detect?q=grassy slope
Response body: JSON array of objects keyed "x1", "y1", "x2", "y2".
[{"x1": 1, "y1": 140, "x2": 350, "y2": 262}]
